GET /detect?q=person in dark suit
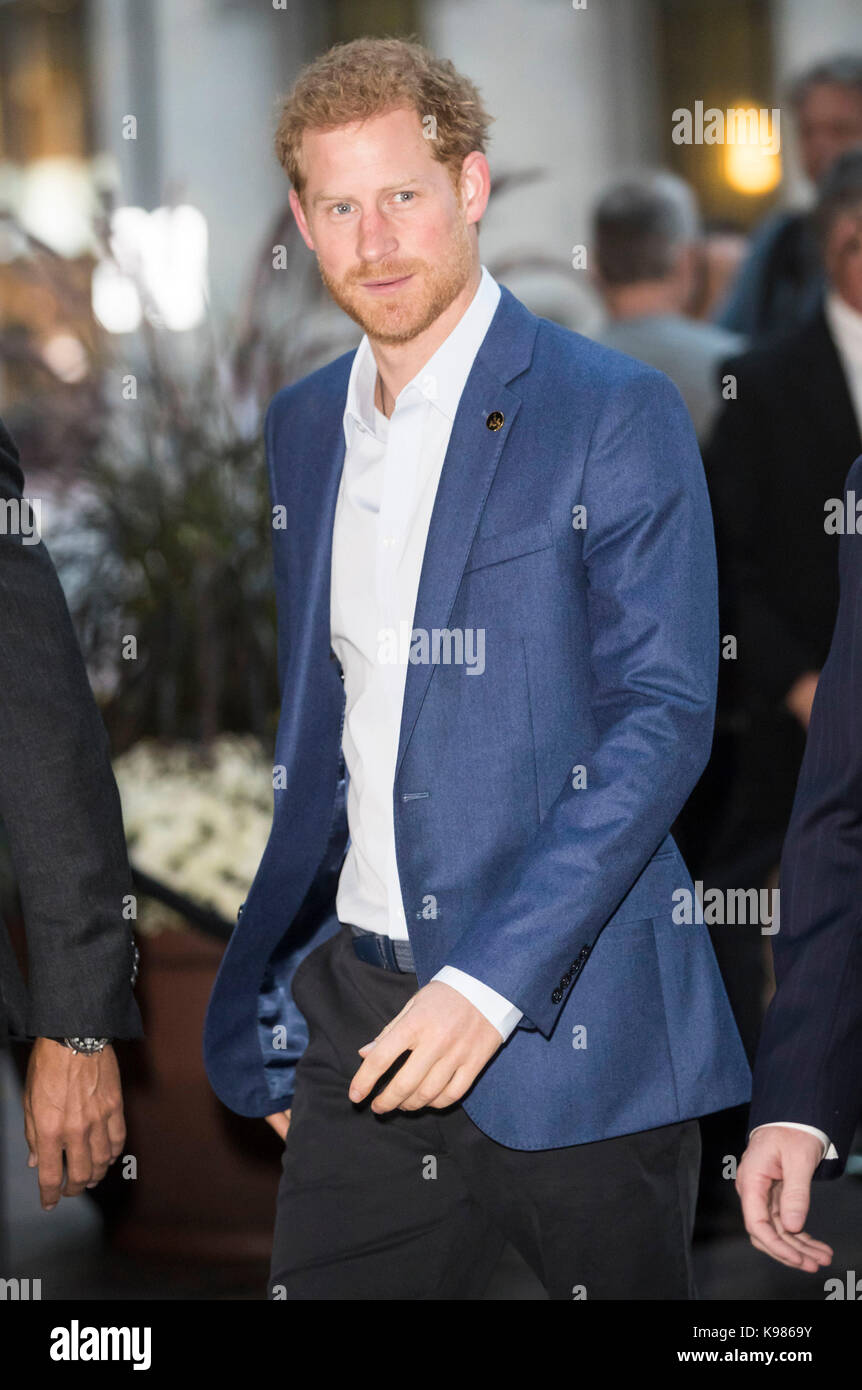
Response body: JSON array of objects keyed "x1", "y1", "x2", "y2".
[
  {"x1": 716, "y1": 54, "x2": 862, "y2": 341},
  {"x1": 699, "y1": 151, "x2": 862, "y2": 1066},
  {"x1": 0, "y1": 414, "x2": 142, "y2": 1211},
  {"x1": 736, "y1": 450, "x2": 862, "y2": 1274}
]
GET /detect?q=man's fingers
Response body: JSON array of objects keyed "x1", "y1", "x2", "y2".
[
  {"x1": 396, "y1": 1055, "x2": 461, "y2": 1111},
  {"x1": 23, "y1": 1105, "x2": 37, "y2": 1168},
  {"x1": 106, "y1": 1107, "x2": 126, "y2": 1162},
  {"x1": 748, "y1": 1227, "x2": 821, "y2": 1272},
  {"x1": 84, "y1": 1121, "x2": 113, "y2": 1189},
  {"x1": 776, "y1": 1164, "x2": 813, "y2": 1234},
  {"x1": 369, "y1": 1037, "x2": 473, "y2": 1113},
  {"x1": 349, "y1": 1023, "x2": 417, "y2": 1103},
  {"x1": 748, "y1": 1214, "x2": 813, "y2": 1268},
  {"x1": 35, "y1": 1134, "x2": 65, "y2": 1210},
  {"x1": 737, "y1": 1168, "x2": 808, "y2": 1266},
  {"x1": 62, "y1": 1134, "x2": 94, "y2": 1197},
  {"x1": 265, "y1": 1109, "x2": 291, "y2": 1140},
  {"x1": 737, "y1": 1166, "x2": 773, "y2": 1240},
  {"x1": 358, "y1": 999, "x2": 416, "y2": 1055},
  {"x1": 770, "y1": 1192, "x2": 832, "y2": 1262}
]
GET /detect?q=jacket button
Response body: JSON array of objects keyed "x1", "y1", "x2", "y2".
[
  {"x1": 560, "y1": 973, "x2": 571, "y2": 988},
  {"x1": 551, "y1": 988, "x2": 563, "y2": 1004}
]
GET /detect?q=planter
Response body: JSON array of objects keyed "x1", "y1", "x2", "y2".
[{"x1": 107, "y1": 926, "x2": 280, "y2": 1262}]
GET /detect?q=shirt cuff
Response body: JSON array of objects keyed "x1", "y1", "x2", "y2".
[
  {"x1": 431, "y1": 966, "x2": 523, "y2": 1041},
  {"x1": 749, "y1": 1121, "x2": 837, "y2": 1162}
]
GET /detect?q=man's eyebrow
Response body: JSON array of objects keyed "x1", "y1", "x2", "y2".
[{"x1": 312, "y1": 176, "x2": 429, "y2": 206}]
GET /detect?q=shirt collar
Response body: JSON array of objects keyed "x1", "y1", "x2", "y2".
[
  {"x1": 825, "y1": 290, "x2": 862, "y2": 367},
  {"x1": 343, "y1": 265, "x2": 501, "y2": 443}
]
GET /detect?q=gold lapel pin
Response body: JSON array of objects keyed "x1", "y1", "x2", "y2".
[{"x1": 486, "y1": 410, "x2": 505, "y2": 431}]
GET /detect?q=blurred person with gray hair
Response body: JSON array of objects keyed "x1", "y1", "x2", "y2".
[
  {"x1": 590, "y1": 171, "x2": 743, "y2": 443},
  {"x1": 716, "y1": 55, "x2": 862, "y2": 340}
]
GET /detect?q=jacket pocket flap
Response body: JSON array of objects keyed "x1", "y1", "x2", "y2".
[{"x1": 464, "y1": 518, "x2": 553, "y2": 573}]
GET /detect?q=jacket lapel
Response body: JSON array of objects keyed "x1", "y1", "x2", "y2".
[{"x1": 395, "y1": 287, "x2": 538, "y2": 777}]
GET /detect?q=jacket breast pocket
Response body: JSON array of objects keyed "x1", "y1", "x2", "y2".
[{"x1": 464, "y1": 518, "x2": 554, "y2": 573}]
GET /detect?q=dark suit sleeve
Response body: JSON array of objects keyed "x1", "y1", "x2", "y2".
[
  {"x1": 748, "y1": 454, "x2": 862, "y2": 1175},
  {"x1": 705, "y1": 361, "x2": 821, "y2": 709},
  {"x1": 0, "y1": 417, "x2": 142, "y2": 1039}
]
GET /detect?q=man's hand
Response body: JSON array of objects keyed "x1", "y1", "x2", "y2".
[
  {"x1": 736, "y1": 1125, "x2": 834, "y2": 1272},
  {"x1": 265, "y1": 1109, "x2": 292, "y2": 1140},
  {"x1": 22, "y1": 1038, "x2": 125, "y2": 1211},
  {"x1": 784, "y1": 671, "x2": 820, "y2": 730},
  {"x1": 348, "y1": 980, "x2": 503, "y2": 1114}
]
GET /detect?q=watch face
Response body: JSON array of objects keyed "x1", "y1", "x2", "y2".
[{"x1": 66, "y1": 1037, "x2": 110, "y2": 1054}]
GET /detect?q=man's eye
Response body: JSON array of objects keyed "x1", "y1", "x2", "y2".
[
  {"x1": 392, "y1": 191, "x2": 415, "y2": 204},
  {"x1": 333, "y1": 203, "x2": 352, "y2": 216}
]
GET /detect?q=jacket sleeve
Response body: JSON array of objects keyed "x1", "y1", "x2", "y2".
[
  {"x1": 444, "y1": 370, "x2": 718, "y2": 1036},
  {"x1": 748, "y1": 454, "x2": 862, "y2": 1175},
  {"x1": 0, "y1": 417, "x2": 142, "y2": 1038}
]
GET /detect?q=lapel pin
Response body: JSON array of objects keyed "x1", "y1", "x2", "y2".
[{"x1": 486, "y1": 410, "x2": 505, "y2": 431}]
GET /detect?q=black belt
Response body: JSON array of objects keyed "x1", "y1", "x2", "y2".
[{"x1": 350, "y1": 925, "x2": 416, "y2": 973}]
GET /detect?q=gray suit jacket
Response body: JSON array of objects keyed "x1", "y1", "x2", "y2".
[
  {"x1": 0, "y1": 415, "x2": 142, "y2": 1041},
  {"x1": 592, "y1": 313, "x2": 743, "y2": 443}
]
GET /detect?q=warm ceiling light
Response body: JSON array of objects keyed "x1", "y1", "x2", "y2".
[{"x1": 723, "y1": 105, "x2": 782, "y2": 195}]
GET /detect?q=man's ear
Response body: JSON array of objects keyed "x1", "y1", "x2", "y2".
[
  {"x1": 459, "y1": 151, "x2": 491, "y2": 227},
  {"x1": 289, "y1": 188, "x2": 315, "y2": 251}
]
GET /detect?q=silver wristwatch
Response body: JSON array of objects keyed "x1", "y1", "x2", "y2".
[{"x1": 57, "y1": 1036, "x2": 111, "y2": 1055}]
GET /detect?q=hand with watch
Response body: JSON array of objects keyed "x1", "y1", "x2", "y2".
[{"x1": 23, "y1": 941, "x2": 138, "y2": 1211}]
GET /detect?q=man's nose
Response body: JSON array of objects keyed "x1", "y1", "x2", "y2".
[{"x1": 355, "y1": 210, "x2": 398, "y2": 263}]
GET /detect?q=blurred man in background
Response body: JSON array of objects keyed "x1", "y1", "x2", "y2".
[
  {"x1": 688, "y1": 148, "x2": 862, "y2": 1234},
  {"x1": 591, "y1": 171, "x2": 743, "y2": 443},
  {"x1": 699, "y1": 149, "x2": 862, "y2": 1080},
  {"x1": 736, "y1": 455, "x2": 862, "y2": 1277},
  {"x1": 0, "y1": 415, "x2": 142, "y2": 1216},
  {"x1": 716, "y1": 55, "x2": 862, "y2": 340}
]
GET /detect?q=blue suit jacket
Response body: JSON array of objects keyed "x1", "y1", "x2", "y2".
[
  {"x1": 749, "y1": 454, "x2": 862, "y2": 1178},
  {"x1": 204, "y1": 285, "x2": 751, "y2": 1149}
]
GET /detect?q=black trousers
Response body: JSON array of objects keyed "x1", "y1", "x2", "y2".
[{"x1": 268, "y1": 923, "x2": 701, "y2": 1301}]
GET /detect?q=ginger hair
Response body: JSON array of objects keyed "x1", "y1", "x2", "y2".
[{"x1": 274, "y1": 36, "x2": 493, "y2": 200}]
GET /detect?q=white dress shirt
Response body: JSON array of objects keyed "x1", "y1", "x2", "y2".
[
  {"x1": 825, "y1": 289, "x2": 862, "y2": 438},
  {"x1": 330, "y1": 266, "x2": 523, "y2": 1041}
]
